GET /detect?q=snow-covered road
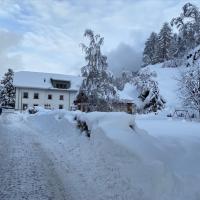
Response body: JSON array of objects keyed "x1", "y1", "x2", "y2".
[
  {"x1": 0, "y1": 112, "x2": 142, "y2": 200},
  {"x1": 1, "y1": 111, "x2": 200, "y2": 200},
  {"x1": 0, "y1": 114, "x2": 68, "y2": 200}
]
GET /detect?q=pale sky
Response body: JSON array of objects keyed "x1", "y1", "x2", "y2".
[{"x1": 0, "y1": 0, "x2": 200, "y2": 76}]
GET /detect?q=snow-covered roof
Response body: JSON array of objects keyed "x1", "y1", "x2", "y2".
[
  {"x1": 13, "y1": 71, "x2": 83, "y2": 91},
  {"x1": 118, "y1": 83, "x2": 142, "y2": 106}
]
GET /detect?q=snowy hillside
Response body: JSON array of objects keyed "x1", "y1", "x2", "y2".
[
  {"x1": 146, "y1": 64, "x2": 182, "y2": 109},
  {"x1": 120, "y1": 63, "x2": 183, "y2": 112}
]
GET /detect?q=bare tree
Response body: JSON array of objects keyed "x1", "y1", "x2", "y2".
[
  {"x1": 179, "y1": 63, "x2": 200, "y2": 118},
  {"x1": 77, "y1": 29, "x2": 117, "y2": 111}
]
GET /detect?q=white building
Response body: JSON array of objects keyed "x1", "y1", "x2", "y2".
[{"x1": 13, "y1": 71, "x2": 82, "y2": 110}]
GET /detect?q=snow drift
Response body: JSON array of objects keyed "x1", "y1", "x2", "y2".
[
  {"x1": 120, "y1": 63, "x2": 182, "y2": 112},
  {"x1": 2, "y1": 109, "x2": 200, "y2": 200}
]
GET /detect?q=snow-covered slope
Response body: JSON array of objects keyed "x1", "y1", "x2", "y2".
[
  {"x1": 120, "y1": 63, "x2": 182, "y2": 111},
  {"x1": 147, "y1": 64, "x2": 182, "y2": 110}
]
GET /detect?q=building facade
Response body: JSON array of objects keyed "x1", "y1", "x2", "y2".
[{"x1": 13, "y1": 71, "x2": 82, "y2": 110}]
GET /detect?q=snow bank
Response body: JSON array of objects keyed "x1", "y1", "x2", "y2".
[
  {"x1": 10, "y1": 109, "x2": 200, "y2": 199},
  {"x1": 75, "y1": 112, "x2": 168, "y2": 162}
]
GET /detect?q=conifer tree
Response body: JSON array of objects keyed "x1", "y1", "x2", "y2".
[
  {"x1": 142, "y1": 32, "x2": 158, "y2": 66},
  {"x1": 157, "y1": 22, "x2": 173, "y2": 62},
  {"x1": 0, "y1": 69, "x2": 15, "y2": 108}
]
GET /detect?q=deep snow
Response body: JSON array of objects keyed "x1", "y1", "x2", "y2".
[
  {"x1": 1, "y1": 110, "x2": 200, "y2": 200},
  {"x1": 120, "y1": 64, "x2": 183, "y2": 111}
]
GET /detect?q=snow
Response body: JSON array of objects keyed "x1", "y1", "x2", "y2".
[
  {"x1": 1, "y1": 110, "x2": 200, "y2": 200},
  {"x1": 13, "y1": 71, "x2": 83, "y2": 91},
  {"x1": 147, "y1": 64, "x2": 182, "y2": 109},
  {"x1": 118, "y1": 83, "x2": 142, "y2": 105},
  {"x1": 119, "y1": 64, "x2": 183, "y2": 111}
]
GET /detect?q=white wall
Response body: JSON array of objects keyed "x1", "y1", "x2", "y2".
[{"x1": 15, "y1": 87, "x2": 77, "y2": 110}]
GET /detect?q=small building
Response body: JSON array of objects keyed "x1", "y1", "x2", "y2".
[
  {"x1": 112, "y1": 99, "x2": 136, "y2": 114},
  {"x1": 74, "y1": 91, "x2": 136, "y2": 114},
  {"x1": 74, "y1": 91, "x2": 89, "y2": 112},
  {"x1": 13, "y1": 71, "x2": 82, "y2": 111}
]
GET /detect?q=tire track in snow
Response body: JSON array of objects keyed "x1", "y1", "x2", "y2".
[{"x1": 0, "y1": 115, "x2": 70, "y2": 200}]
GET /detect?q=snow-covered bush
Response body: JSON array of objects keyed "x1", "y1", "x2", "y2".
[
  {"x1": 28, "y1": 107, "x2": 38, "y2": 114},
  {"x1": 185, "y1": 45, "x2": 200, "y2": 67},
  {"x1": 179, "y1": 63, "x2": 200, "y2": 118},
  {"x1": 162, "y1": 58, "x2": 183, "y2": 68},
  {"x1": 134, "y1": 68, "x2": 165, "y2": 113}
]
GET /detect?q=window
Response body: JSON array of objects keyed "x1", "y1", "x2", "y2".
[
  {"x1": 55, "y1": 83, "x2": 69, "y2": 89},
  {"x1": 59, "y1": 105, "x2": 63, "y2": 109},
  {"x1": 33, "y1": 104, "x2": 38, "y2": 107},
  {"x1": 44, "y1": 104, "x2": 51, "y2": 109},
  {"x1": 34, "y1": 93, "x2": 39, "y2": 99},
  {"x1": 22, "y1": 104, "x2": 28, "y2": 110},
  {"x1": 48, "y1": 94, "x2": 52, "y2": 100},
  {"x1": 23, "y1": 92, "x2": 28, "y2": 99},
  {"x1": 51, "y1": 79, "x2": 70, "y2": 89},
  {"x1": 60, "y1": 95, "x2": 64, "y2": 100}
]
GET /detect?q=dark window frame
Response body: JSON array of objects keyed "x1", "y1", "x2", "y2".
[
  {"x1": 48, "y1": 94, "x2": 52, "y2": 100},
  {"x1": 23, "y1": 92, "x2": 28, "y2": 99},
  {"x1": 59, "y1": 105, "x2": 63, "y2": 109},
  {"x1": 60, "y1": 95, "x2": 64, "y2": 100},
  {"x1": 44, "y1": 104, "x2": 51, "y2": 109},
  {"x1": 33, "y1": 93, "x2": 39, "y2": 99}
]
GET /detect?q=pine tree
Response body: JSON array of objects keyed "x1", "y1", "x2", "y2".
[
  {"x1": 0, "y1": 69, "x2": 15, "y2": 108},
  {"x1": 78, "y1": 29, "x2": 117, "y2": 111},
  {"x1": 142, "y1": 32, "x2": 158, "y2": 66},
  {"x1": 157, "y1": 22, "x2": 173, "y2": 62}
]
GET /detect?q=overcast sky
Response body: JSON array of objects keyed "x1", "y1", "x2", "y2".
[{"x1": 0, "y1": 0, "x2": 200, "y2": 77}]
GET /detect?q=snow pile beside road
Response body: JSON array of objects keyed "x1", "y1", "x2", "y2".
[
  {"x1": 25, "y1": 110, "x2": 179, "y2": 199},
  {"x1": 8, "y1": 109, "x2": 199, "y2": 199},
  {"x1": 75, "y1": 112, "x2": 168, "y2": 162}
]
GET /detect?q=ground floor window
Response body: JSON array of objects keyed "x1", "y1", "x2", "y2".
[
  {"x1": 59, "y1": 105, "x2": 63, "y2": 109},
  {"x1": 48, "y1": 94, "x2": 52, "y2": 100},
  {"x1": 33, "y1": 104, "x2": 38, "y2": 107},
  {"x1": 22, "y1": 104, "x2": 28, "y2": 110},
  {"x1": 44, "y1": 104, "x2": 51, "y2": 109}
]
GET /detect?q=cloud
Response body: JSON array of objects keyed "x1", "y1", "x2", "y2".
[
  {"x1": 0, "y1": 0, "x2": 200, "y2": 77},
  {"x1": 0, "y1": 29, "x2": 22, "y2": 77},
  {"x1": 108, "y1": 43, "x2": 142, "y2": 76}
]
